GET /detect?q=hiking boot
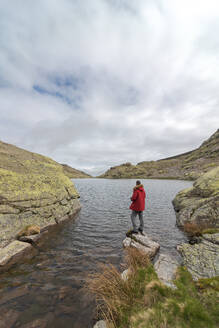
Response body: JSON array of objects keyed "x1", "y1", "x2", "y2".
[
  {"x1": 138, "y1": 228, "x2": 145, "y2": 235},
  {"x1": 131, "y1": 230, "x2": 138, "y2": 235}
]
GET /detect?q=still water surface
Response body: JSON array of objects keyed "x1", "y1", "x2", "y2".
[{"x1": 0, "y1": 179, "x2": 192, "y2": 328}]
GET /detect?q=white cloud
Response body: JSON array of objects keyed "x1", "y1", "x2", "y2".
[{"x1": 0, "y1": 0, "x2": 218, "y2": 175}]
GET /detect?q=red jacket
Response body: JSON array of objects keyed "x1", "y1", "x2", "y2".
[{"x1": 130, "y1": 184, "x2": 146, "y2": 211}]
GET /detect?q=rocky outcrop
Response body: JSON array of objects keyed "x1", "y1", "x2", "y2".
[
  {"x1": 177, "y1": 233, "x2": 219, "y2": 279},
  {"x1": 154, "y1": 253, "x2": 179, "y2": 288},
  {"x1": 61, "y1": 164, "x2": 92, "y2": 179},
  {"x1": 173, "y1": 167, "x2": 219, "y2": 227},
  {"x1": 173, "y1": 167, "x2": 219, "y2": 279},
  {"x1": 0, "y1": 140, "x2": 81, "y2": 270},
  {"x1": 99, "y1": 129, "x2": 219, "y2": 179},
  {"x1": 123, "y1": 233, "x2": 160, "y2": 260}
]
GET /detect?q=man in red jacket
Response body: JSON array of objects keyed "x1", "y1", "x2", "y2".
[{"x1": 130, "y1": 180, "x2": 146, "y2": 234}]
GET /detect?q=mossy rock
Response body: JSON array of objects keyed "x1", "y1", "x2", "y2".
[
  {"x1": 0, "y1": 140, "x2": 80, "y2": 248},
  {"x1": 173, "y1": 167, "x2": 219, "y2": 228}
]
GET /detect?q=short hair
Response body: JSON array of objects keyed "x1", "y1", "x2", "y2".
[{"x1": 136, "y1": 180, "x2": 141, "y2": 185}]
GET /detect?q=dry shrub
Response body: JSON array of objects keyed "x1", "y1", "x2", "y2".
[
  {"x1": 183, "y1": 222, "x2": 207, "y2": 236},
  {"x1": 87, "y1": 263, "x2": 130, "y2": 325},
  {"x1": 124, "y1": 247, "x2": 150, "y2": 273}
]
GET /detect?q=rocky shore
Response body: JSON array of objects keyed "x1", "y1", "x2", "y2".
[
  {"x1": 0, "y1": 140, "x2": 81, "y2": 272},
  {"x1": 172, "y1": 166, "x2": 219, "y2": 279}
]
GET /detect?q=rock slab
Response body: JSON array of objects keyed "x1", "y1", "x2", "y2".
[
  {"x1": 154, "y1": 253, "x2": 179, "y2": 288},
  {"x1": 177, "y1": 233, "x2": 219, "y2": 279},
  {"x1": 0, "y1": 240, "x2": 33, "y2": 268},
  {"x1": 123, "y1": 233, "x2": 160, "y2": 259}
]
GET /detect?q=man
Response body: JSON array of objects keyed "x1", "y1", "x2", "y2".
[{"x1": 130, "y1": 180, "x2": 146, "y2": 234}]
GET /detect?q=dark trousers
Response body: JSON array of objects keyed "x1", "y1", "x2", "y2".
[{"x1": 131, "y1": 210, "x2": 144, "y2": 232}]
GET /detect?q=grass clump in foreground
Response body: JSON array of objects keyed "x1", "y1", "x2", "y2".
[{"x1": 87, "y1": 248, "x2": 219, "y2": 328}]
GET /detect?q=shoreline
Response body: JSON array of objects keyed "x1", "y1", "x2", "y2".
[{"x1": 0, "y1": 199, "x2": 81, "y2": 273}]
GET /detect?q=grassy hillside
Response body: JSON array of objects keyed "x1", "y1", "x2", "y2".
[
  {"x1": 61, "y1": 164, "x2": 92, "y2": 178},
  {"x1": 99, "y1": 129, "x2": 219, "y2": 180}
]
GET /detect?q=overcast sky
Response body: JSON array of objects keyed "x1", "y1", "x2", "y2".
[{"x1": 0, "y1": 0, "x2": 219, "y2": 175}]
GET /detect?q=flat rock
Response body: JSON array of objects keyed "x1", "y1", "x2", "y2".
[
  {"x1": 177, "y1": 233, "x2": 219, "y2": 279},
  {"x1": 0, "y1": 241, "x2": 33, "y2": 269},
  {"x1": 154, "y1": 253, "x2": 179, "y2": 288},
  {"x1": 123, "y1": 233, "x2": 160, "y2": 260}
]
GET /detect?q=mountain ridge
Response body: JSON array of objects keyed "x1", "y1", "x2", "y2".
[{"x1": 99, "y1": 129, "x2": 219, "y2": 180}]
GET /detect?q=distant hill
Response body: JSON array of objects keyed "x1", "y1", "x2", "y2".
[
  {"x1": 99, "y1": 129, "x2": 219, "y2": 180},
  {"x1": 61, "y1": 164, "x2": 92, "y2": 178}
]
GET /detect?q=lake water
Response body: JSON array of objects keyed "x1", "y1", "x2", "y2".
[{"x1": 0, "y1": 179, "x2": 192, "y2": 328}]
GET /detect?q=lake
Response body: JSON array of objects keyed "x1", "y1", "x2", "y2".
[{"x1": 0, "y1": 179, "x2": 192, "y2": 328}]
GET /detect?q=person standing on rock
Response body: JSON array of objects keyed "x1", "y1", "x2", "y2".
[{"x1": 130, "y1": 180, "x2": 146, "y2": 235}]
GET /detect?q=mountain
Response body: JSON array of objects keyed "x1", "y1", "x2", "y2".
[
  {"x1": 61, "y1": 164, "x2": 92, "y2": 178},
  {"x1": 99, "y1": 129, "x2": 219, "y2": 180}
]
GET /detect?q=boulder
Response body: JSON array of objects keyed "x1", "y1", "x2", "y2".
[
  {"x1": 154, "y1": 253, "x2": 179, "y2": 288},
  {"x1": 177, "y1": 233, "x2": 219, "y2": 279},
  {"x1": 123, "y1": 233, "x2": 160, "y2": 260},
  {"x1": 173, "y1": 167, "x2": 219, "y2": 227}
]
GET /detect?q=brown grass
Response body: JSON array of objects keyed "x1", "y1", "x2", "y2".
[
  {"x1": 87, "y1": 248, "x2": 151, "y2": 326},
  {"x1": 183, "y1": 222, "x2": 208, "y2": 236}
]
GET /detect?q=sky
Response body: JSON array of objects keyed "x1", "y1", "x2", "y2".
[{"x1": 0, "y1": 0, "x2": 219, "y2": 176}]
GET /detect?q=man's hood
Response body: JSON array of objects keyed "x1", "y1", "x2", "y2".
[{"x1": 134, "y1": 184, "x2": 144, "y2": 191}]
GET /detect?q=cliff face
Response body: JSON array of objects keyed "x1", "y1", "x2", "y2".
[
  {"x1": 61, "y1": 164, "x2": 92, "y2": 178},
  {"x1": 99, "y1": 129, "x2": 219, "y2": 179},
  {"x1": 0, "y1": 141, "x2": 81, "y2": 249}
]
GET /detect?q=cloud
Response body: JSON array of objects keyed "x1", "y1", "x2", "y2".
[{"x1": 0, "y1": 0, "x2": 219, "y2": 175}]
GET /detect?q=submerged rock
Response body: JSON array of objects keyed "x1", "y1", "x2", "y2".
[
  {"x1": 177, "y1": 233, "x2": 219, "y2": 279},
  {"x1": 0, "y1": 308, "x2": 19, "y2": 328},
  {"x1": 173, "y1": 167, "x2": 219, "y2": 228},
  {"x1": 123, "y1": 232, "x2": 160, "y2": 260},
  {"x1": 154, "y1": 253, "x2": 179, "y2": 288}
]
